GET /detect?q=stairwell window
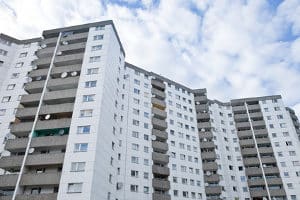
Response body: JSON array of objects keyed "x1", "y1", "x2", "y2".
[
  {"x1": 79, "y1": 109, "x2": 93, "y2": 117},
  {"x1": 87, "y1": 68, "x2": 99, "y2": 75},
  {"x1": 2, "y1": 96, "x2": 11, "y2": 103},
  {"x1": 83, "y1": 94, "x2": 95, "y2": 102},
  {"x1": 0, "y1": 49, "x2": 8, "y2": 56},
  {"x1": 93, "y1": 35, "x2": 103, "y2": 40},
  {"x1": 15, "y1": 62, "x2": 24, "y2": 68},
  {"x1": 85, "y1": 81, "x2": 97, "y2": 88},
  {"x1": 6, "y1": 84, "x2": 15, "y2": 90},
  {"x1": 74, "y1": 143, "x2": 88, "y2": 152},
  {"x1": 70, "y1": 162, "x2": 86, "y2": 172},
  {"x1": 77, "y1": 125, "x2": 91, "y2": 134},
  {"x1": 19, "y1": 52, "x2": 27, "y2": 58},
  {"x1": 95, "y1": 25, "x2": 105, "y2": 31},
  {"x1": 89, "y1": 56, "x2": 101, "y2": 63},
  {"x1": 91, "y1": 45, "x2": 102, "y2": 51},
  {"x1": 67, "y1": 183, "x2": 83, "y2": 193}
]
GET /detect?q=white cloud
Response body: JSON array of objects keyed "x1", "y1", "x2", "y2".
[{"x1": 1, "y1": 0, "x2": 300, "y2": 118}]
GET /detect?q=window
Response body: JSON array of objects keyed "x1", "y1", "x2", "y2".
[
  {"x1": 79, "y1": 109, "x2": 93, "y2": 117},
  {"x1": 86, "y1": 68, "x2": 98, "y2": 75},
  {"x1": 0, "y1": 60, "x2": 3, "y2": 67},
  {"x1": 70, "y1": 162, "x2": 85, "y2": 172},
  {"x1": 131, "y1": 170, "x2": 138, "y2": 177},
  {"x1": 132, "y1": 131, "x2": 139, "y2": 138},
  {"x1": 131, "y1": 156, "x2": 139, "y2": 164},
  {"x1": 77, "y1": 125, "x2": 91, "y2": 134},
  {"x1": 144, "y1": 159, "x2": 149, "y2": 165},
  {"x1": 23, "y1": 43, "x2": 31, "y2": 48},
  {"x1": 83, "y1": 94, "x2": 95, "y2": 102},
  {"x1": 91, "y1": 45, "x2": 102, "y2": 51},
  {"x1": 280, "y1": 123, "x2": 287, "y2": 128},
  {"x1": 2, "y1": 96, "x2": 11, "y2": 102},
  {"x1": 132, "y1": 143, "x2": 139, "y2": 151},
  {"x1": 89, "y1": 56, "x2": 101, "y2": 63},
  {"x1": 287, "y1": 183, "x2": 293, "y2": 189},
  {"x1": 143, "y1": 186, "x2": 149, "y2": 194},
  {"x1": 85, "y1": 81, "x2": 97, "y2": 88},
  {"x1": 0, "y1": 49, "x2": 8, "y2": 56},
  {"x1": 292, "y1": 161, "x2": 300, "y2": 166},
  {"x1": 133, "y1": 119, "x2": 139, "y2": 126},
  {"x1": 289, "y1": 151, "x2": 296, "y2": 156},
  {"x1": 19, "y1": 52, "x2": 27, "y2": 58},
  {"x1": 0, "y1": 109, "x2": 6, "y2": 116},
  {"x1": 130, "y1": 185, "x2": 138, "y2": 192},
  {"x1": 144, "y1": 172, "x2": 149, "y2": 179},
  {"x1": 11, "y1": 73, "x2": 20, "y2": 79},
  {"x1": 15, "y1": 62, "x2": 24, "y2": 68},
  {"x1": 74, "y1": 143, "x2": 88, "y2": 152},
  {"x1": 67, "y1": 183, "x2": 82, "y2": 193},
  {"x1": 6, "y1": 84, "x2": 15, "y2": 90},
  {"x1": 277, "y1": 115, "x2": 283, "y2": 119},
  {"x1": 133, "y1": 88, "x2": 140, "y2": 94},
  {"x1": 274, "y1": 106, "x2": 280, "y2": 111},
  {"x1": 134, "y1": 79, "x2": 140, "y2": 85},
  {"x1": 93, "y1": 35, "x2": 103, "y2": 40},
  {"x1": 95, "y1": 25, "x2": 105, "y2": 30}
]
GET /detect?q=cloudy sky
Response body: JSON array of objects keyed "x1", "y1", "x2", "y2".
[{"x1": 1, "y1": 0, "x2": 300, "y2": 115}]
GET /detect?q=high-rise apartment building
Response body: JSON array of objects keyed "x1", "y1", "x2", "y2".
[{"x1": 0, "y1": 20, "x2": 299, "y2": 200}]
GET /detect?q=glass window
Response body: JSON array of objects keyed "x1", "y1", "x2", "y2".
[
  {"x1": 79, "y1": 109, "x2": 93, "y2": 117},
  {"x1": 83, "y1": 94, "x2": 95, "y2": 102},
  {"x1": 87, "y1": 68, "x2": 99, "y2": 75},
  {"x1": 91, "y1": 45, "x2": 102, "y2": 51},
  {"x1": 74, "y1": 143, "x2": 88, "y2": 152},
  {"x1": 89, "y1": 56, "x2": 101, "y2": 63},
  {"x1": 67, "y1": 183, "x2": 83, "y2": 193},
  {"x1": 77, "y1": 125, "x2": 91, "y2": 134},
  {"x1": 85, "y1": 81, "x2": 97, "y2": 88},
  {"x1": 93, "y1": 35, "x2": 103, "y2": 40},
  {"x1": 70, "y1": 162, "x2": 85, "y2": 172}
]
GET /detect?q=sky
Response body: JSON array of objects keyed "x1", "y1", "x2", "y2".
[{"x1": 0, "y1": 0, "x2": 300, "y2": 116}]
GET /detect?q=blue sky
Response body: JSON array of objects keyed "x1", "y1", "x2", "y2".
[{"x1": 0, "y1": 0, "x2": 300, "y2": 116}]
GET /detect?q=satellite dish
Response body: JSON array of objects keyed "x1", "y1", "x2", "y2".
[
  {"x1": 28, "y1": 148, "x2": 35, "y2": 154},
  {"x1": 205, "y1": 183, "x2": 209, "y2": 186},
  {"x1": 203, "y1": 138, "x2": 207, "y2": 142},
  {"x1": 32, "y1": 65, "x2": 37, "y2": 70},
  {"x1": 62, "y1": 41, "x2": 68, "y2": 45},
  {"x1": 207, "y1": 171, "x2": 211, "y2": 176},
  {"x1": 41, "y1": 44, "x2": 47, "y2": 48},
  {"x1": 27, "y1": 77, "x2": 32, "y2": 83},
  {"x1": 36, "y1": 76, "x2": 42, "y2": 81},
  {"x1": 203, "y1": 110, "x2": 207, "y2": 113},
  {"x1": 196, "y1": 102, "x2": 200, "y2": 105},
  {"x1": 151, "y1": 135, "x2": 157, "y2": 140},
  {"x1": 71, "y1": 71, "x2": 77, "y2": 77},
  {"x1": 201, "y1": 128, "x2": 205, "y2": 132},
  {"x1": 58, "y1": 129, "x2": 65, "y2": 135},
  {"x1": 61, "y1": 72, "x2": 68, "y2": 78},
  {"x1": 56, "y1": 51, "x2": 62, "y2": 56},
  {"x1": 45, "y1": 114, "x2": 51, "y2": 120}
]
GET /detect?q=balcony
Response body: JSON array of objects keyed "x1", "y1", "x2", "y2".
[
  {"x1": 195, "y1": 104, "x2": 209, "y2": 111},
  {"x1": 152, "y1": 129, "x2": 168, "y2": 140},
  {"x1": 249, "y1": 189, "x2": 268, "y2": 197},
  {"x1": 252, "y1": 120, "x2": 265, "y2": 128},
  {"x1": 20, "y1": 93, "x2": 42, "y2": 106},
  {"x1": 261, "y1": 157, "x2": 276, "y2": 164},
  {"x1": 34, "y1": 57, "x2": 51, "y2": 69},
  {"x1": 245, "y1": 167, "x2": 263, "y2": 176},
  {"x1": 152, "y1": 179, "x2": 170, "y2": 190},
  {"x1": 44, "y1": 89, "x2": 77, "y2": 104},
  {"x1": 58, "y1": 42, "x2": 86, "y2": 52},
  {"x1": 232, "y1": 105, "x2": 246, "y2": 113},
  {"x1": 239, "y1": 139, "x2": 255, "y2": 147},
  {"x1": 47, "y1": 76, "x2": 79, "y2": 91},
  {"x1": 256, "y1": 137, "x2": 271, "y2": 145},
  {"x1": 151, "y1": 79, "x2": 165, "y2": 90},
  {"x1": 235, "y1": 121, "x2": 251, "y2": 129},
  {"x1": 237, "y1": 130, "x2": 253, "y2": 138},
  {"x1": 267, "y1": 178, "x2": 282, "y2": 185},
  {"x1": 250, "y1": 112, "x2": 263, "y2": 119},
  {"x1": 151, "y1": 88, "x2": 166, "y2": 99},
  {"x1": 5, "y1": 135, "x2": 68, "y2": 152},
  {"x1": 20, "y1": 172, "x2": 61, "y2": 186},
  {"x1": 194, "y1": 95, "x2": 207, "y2": 103},
  {"x1": 248, "y1": 178, "x2": 265, "y2": 186},
  {"x1": 202, "y1": 162, "x2": 218, "y2": 171},
  {"x1": 24, "y1": 80, "x2": 45, "y2": 93},
  {"x1": 151, "y1": 97, "x2": 166, "y2": 109},
  {"x1": 243, "y1": 157, "x2": 260, "y2": 166},
  {"x1": 29, "y1": 68, "x2": 49, "y2": 78},
  {"x1": 41, "y1": 37, "x2": 58, "y2": 46},
  {"x1": 234, "y1": 113, "x2": 248, "y2": 121},
  {"x1": 197, "y1": 122, "x2": 211, "y2": 129},
  {"x1": 152, "y1": 107, "x2": 167, "y2": 119},
  {"x1": 200, "y1": 141, "x2": 215, "y2": 149},
  {"x1": 152, "y1": 193, "x2": 171, "y2": 200},
  {"x1": 50, "y1": 64, "x2": 81, "y2": 77},
  {"x1": 0, "y1": 174, "x2": 18, "y2": 188},
  {"x1": 269, "y1": 189, "x2": 286, "y2": 197},
  {"x1": 204, "y1": 174, "x2": 220, "y2": 183},
  {"x1": 254, "y1": 129, "x2": 268, "y2": 137},
  {"x1": 11, "y1": 118, "x2": 71, "y2": 137},
  {"x1": 152, "y1": 165, "x2": 170, "y2": 176},
  {"x1": 60, "y1": 32, "x2": 88, "y2": 43},
  {"x1": 201, "y1": 151, "x2": 217, "y2": 160},
  {"x1": 152, "y1": 141, "x2": 168, "y2": 153},
  {"x1": 0, "y1": 153, "x2": 65, "y2": 169},
  {"x1": 152, "y1": 152, "x2": 169, "y2": 164},
  {"x1": 16, "y1": 107, "x2": 38, "y2": 119},
  {"x1": 1, "y1": 193, "x2": 58, "y2": 200},
  {"x1": 36, "y1": 47, "x2": 55, "y2": 58},
  {"x1": 241, "y1": 148, "x2": 257, "y2": 156},
  {"x1": 152, "y1": 118, "x2": 167, "y2": 130},
  {"x1": 258, "y1": 147, "x2": 273, "y2": 154},
  {"x1": 197, "y1": 112, "x2": 210, "y2": 120},
  {"x1": 247, "y1": 104, "x2": 261, "y2": 111},
  {"x1": 198, "y1": 131, "x2": 213, "y2": 139},
  {"x1": 54, "y1": 53, "x2": 84, "y2": 66},
  {"x1": 205, "y1": 186, "x2": 222, "y2": 195},
  {"x1": 263, "y1": 167, "x2": 279, "y2": 174}
]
